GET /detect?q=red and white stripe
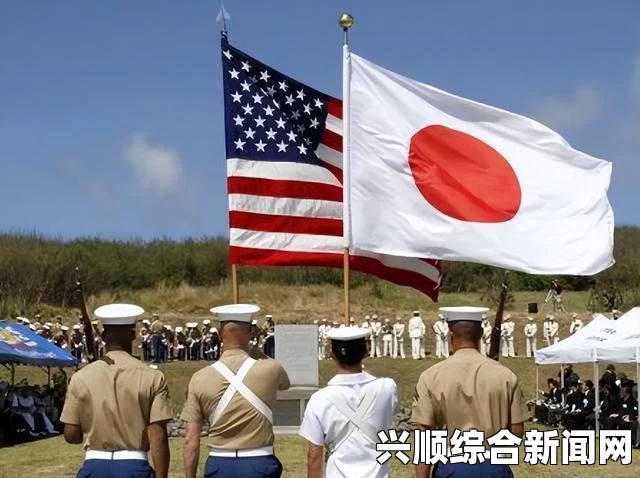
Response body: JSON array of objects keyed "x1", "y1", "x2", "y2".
[{"x1": 227, "y1": 98, "x2": 442, "y2": 300}]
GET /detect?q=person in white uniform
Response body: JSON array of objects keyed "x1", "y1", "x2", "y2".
[
  {"x1": 549, "y1": 316, "x2": 560, "y2": 345},
  {"x1": 381, "y1": 319, "x2": 393, "y2": 357},
  {"x1": 542, "y1": 315, "x2": 552, "y2": 347},
  {"x1": 501, "y1": 314, "x2": 515, "y2": 358},
  {"x1": 370, "y1": 315, "x2": 382, "y2": 358},
  {"x1": 569, "y1": 313, "x2": 583, "y2": 335},
  {"x1": 392, "y1": 316, "x2": 406, "y2": 359},
  {"x1": 524, "y1": 317, "x2": 537, "y2": 359},
  {"x1": 408, "y1": 311, "x2": 423, "y2": 360},
  {"x1": 299, "y1": 326, "x2": 399, "y2": 478},
  {"x1": 318, "y1": 319, "x2": 328, "y2": 360},
  {"x1": 432, "y1": 314, "x2": 449, "y2": 359},
  {"x1": 480, "y1": 314, "x2": 492, "y2": 356}
]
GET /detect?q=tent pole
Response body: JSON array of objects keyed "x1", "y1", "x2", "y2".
[
  {"x1": 636, "y1": 348, "x2": 639, "y2": 446},
  {"x1": 47, "y1": 366, "x2": 51, "y2": 387},
  {"x1": 11, "y1": 364, "x2": 15, "y2": 387},
  {"x1": 560, "y1": 364, "x2": 565, "y2": 408},
  {"x1": 594, "y1": 361, "x2": 600, "y2": 437}
]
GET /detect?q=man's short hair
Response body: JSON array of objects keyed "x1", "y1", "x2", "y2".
[{"x1": 331, "y1": 338, "x2": 367, "y2": 367}]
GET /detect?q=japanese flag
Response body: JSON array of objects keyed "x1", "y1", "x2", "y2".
[{"x1": 346, "y1": 53, "x2": 614, "y2": 276}]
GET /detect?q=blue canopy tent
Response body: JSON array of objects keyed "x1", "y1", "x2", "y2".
[{"x1": 0, "y1": 321, "x2": 77, "y2": 385}]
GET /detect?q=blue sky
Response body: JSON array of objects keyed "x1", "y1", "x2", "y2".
[{"x1": 1, "y1": 1, "x2": 639, "y2": 241}]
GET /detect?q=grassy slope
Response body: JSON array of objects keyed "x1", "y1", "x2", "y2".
[{"x1": 1, "y1": 290, "x2": 636, "y2": 476}]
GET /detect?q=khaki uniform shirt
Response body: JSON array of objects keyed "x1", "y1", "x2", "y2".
[
  {"x1": 60, "y1": 351, "x2": 173, "y2": 451},
  {"x1": 410, "y1": 348, "x2": 526, "y2": 440},
  {"x1": 180, "y1": 348, "x2": 290, "y2": 450},
  {"x1": 150, "y1": 320, "x2": 164, "y2": 334}
]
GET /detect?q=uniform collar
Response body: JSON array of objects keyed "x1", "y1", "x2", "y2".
[
  {"x1": 220, "y1": 348, "x2": 249, "y2": 358},
  {"x1": 328, "y1": 371, "x2": 377, "y2": 386},
  {"x1": 452, "y1": 348, "x2": 481, "y2": 356}
]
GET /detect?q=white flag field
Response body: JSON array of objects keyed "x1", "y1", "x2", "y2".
[{"x1": 346, "y1": 53, "x2": 615, "y2": 276}]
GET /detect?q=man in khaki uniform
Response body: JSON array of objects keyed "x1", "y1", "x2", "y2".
[
  {"x1": 410, "y1": 306, "x2": 527, "y2": 478},
  {"x1": 181, "y1": 304, "x2": 290, "y2": 478},
  {"x1": 60, "y1": 303, "x2": 172, "y2": 478}
]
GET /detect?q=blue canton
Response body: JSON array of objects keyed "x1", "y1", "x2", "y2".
[{"x1": 222, "y1": 38, "x2": 331, "y2": 166}]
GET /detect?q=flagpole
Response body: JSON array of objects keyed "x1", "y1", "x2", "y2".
[
  {"x1": 340, "y1": 13, "x2": 354, "y2": 325},
  {"x1": 231, "y1": 264, "x2": 239, "y2": 304}
]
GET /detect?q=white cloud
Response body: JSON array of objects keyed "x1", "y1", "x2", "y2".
[
  {"x1": 124, "y1": 135, "x2": 185, "y2": 198},
  {"x1": 527, "y1": 85, "x2": 605, "y2": 132}
]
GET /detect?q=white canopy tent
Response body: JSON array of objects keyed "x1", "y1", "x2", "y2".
[{"x1": 534, "y1": 308, "x2": 640, "y2": 439}]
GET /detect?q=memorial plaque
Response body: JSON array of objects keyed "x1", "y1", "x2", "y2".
[{"x1": 275, "y1": 324, "x2": 319, "y2": 386}]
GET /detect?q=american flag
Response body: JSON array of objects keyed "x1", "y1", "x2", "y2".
[{"x1": 221, "y1": 38, "x2": 442, "y2": 301}]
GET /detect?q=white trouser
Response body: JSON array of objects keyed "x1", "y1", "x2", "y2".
[
  {"x1": 435, "y1": 337, "x2": 449, "y2": 358},
  {"x1": 501, "y1": 337, "x2": 508, "y2": 357},
  {"x1": 370, "y1": 337, "x2": 380, "y2": 357},
  {"x1": 393, "y1": 338, "x2": 405, "y2": 358},
  {"x1": 382, "y1": 335, "x2": 392, "y2": 356},
  {"x1": 480, "y1": 338, "x2": 490, "y2": 356},
  {"x1": 544, "y1": 336, "x2": 551, "y2": 347},
  {"x1": 411, "y1": 337, "x2": 421, "y2": 359},
  {"x1": 419, "y1": 338, "x2": 425, "y2": 358},
  {"x1": 526, "y1": 337, "x2": 537, "y2": 358},
  {"x1": 551, "y1": 335, "x2": 559, "y2": 345},
  {"x1": 501, "y1": 337, "x2": 514, "y2": 357}
]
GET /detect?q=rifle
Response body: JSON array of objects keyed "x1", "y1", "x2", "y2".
[
  {"x1": 75, "y1": 267, "x2": 97, "y2": 363},
  {"x1": 488, "y1": 282, "x2": 508, "y2": 361}
]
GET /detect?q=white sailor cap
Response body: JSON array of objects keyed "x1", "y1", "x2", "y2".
[
  {"x1": 209, "y1": 327, "x2": 217, "y2": 333},
  {"x1": 73, "y1": 324, "x2": 81, "y2": 330},
  {"x1": 142, "y1": 319, "x2": 150, "y2": 325},
  {"x1": 186, "y1": 322, "x2": 197, "y2": 328},
  {"x1": 439, "y1": 306, "x2": 489, "y2": 323},
  {"x1": 251, "y1": 319, "x2": 258, "y2": 326},
  {"x1": 203, "y1": 319, "x2": 211, "y2": 325},
  {"x1": 384, "y1": 318, "x2": 390, "y2": 323},
  {"x1": 165, "y1": 325, "x2": 172, "y2": 331},
  {"x1": 327, "y1": 326, "x2": 370, "y2": 341},
  {"x1": 210, "y1": 304, "x2": 260, "y2": 323},
  {"x1": 372, "y1": 314, "x2": 378, "y2": 320},
  {"x1": 61, "y1": 326, "x2": 69, "y2": 332},
  {"x1": 313, "y1": 319, "x2": 318, "y2": 324},
  {"x1": 413, "y1": 311, "x2": 420, "y2": 316},
  {"x1": 93, "y1": 304, "x2": 145, "y2": 326},
  {"x1": 364, "y1": 315, "x2": 370, "y2": 320},
  {"x1": 175, "y1": 326, "x2": 183, "y2": 333},
  {"x1": 528, "y1": 316, "x2": 534, "y2": 321},
  {"x1": 43, "y1": 324, "x2": 51, "y2": 330},
  {"x1": 22, "y1": 318, "x2": 31, "y2": 324}
]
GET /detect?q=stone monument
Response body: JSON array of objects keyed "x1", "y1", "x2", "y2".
[{"x1": 273, "y1": 324, "x2": 319, "y2": 433}]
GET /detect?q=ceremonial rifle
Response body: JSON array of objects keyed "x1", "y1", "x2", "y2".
[
  {"x1": 75, "y1": 267, "x2": 97, "y2": 363},
  {"x1": 488, "y1": 282, "x2": 508, "y2": 361}
]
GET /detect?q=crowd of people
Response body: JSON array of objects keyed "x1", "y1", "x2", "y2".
[
  {"x1": 0, "y1": 379, "x2": 65, "y2": 446},
  {"x1": 316, "y1": 309, "x2": 622, "y2": 361},
  {"x1": 533, "y1": 364, "x2": 638, "y2": 437}
]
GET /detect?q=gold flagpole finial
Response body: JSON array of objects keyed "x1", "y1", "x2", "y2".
[{"x1": 339, "y1": 13, "x2": 354, "y2": 31}]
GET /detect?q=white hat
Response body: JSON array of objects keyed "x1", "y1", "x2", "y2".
[
  {"x1": 413, "y1": 311, "x2": 420, "y2": 316},
  {"x1": 372, "y1": 314, "x2": 378, "y2": 320},
  {"x1": 385, "y1": 318, "x2": 390, "y2": 323},
  {"x1": 265, "y1": 315, "x2": 273, "y2": 320},
  {"x1": 210, "y1": 304, "x2": 260, "y2": 323},
  {"x1": 29, "y1": 324, "x2": 37, "y2": 331},
  {"x1": 211, "y1": 304, "x2": 260, "y2": 323},
  {"x1": 313, "y1": 320, "x2": 318, "y2": 324},
  {"x1": 572, "y1": 313, "x2": 578, "y2": 318},
  {"x1": 43, "y1": 325, "x2": 51, "y2": 330},
  {"x1": 327, "y1": 326, "x2": 370, "y2": 341},
  {"x1": 45, "y1": 322, "x2": 53, "y2": 327},
  {"x1": 481, "y1": 313, "x2": 487, "y2": 319},
  {"x1": 528, "y1": 317, "x2": 534, "y2": 321},
  {"x1": 142, "y1": 319, "x2": 150, "y2": 325},
  {"x1": 439, "y1": 306, "x2": 490, "y2": 323},
  {"x1": 251, "y1": 319, "x2": 258, "y2": 325},
  {"x1": 165, "y1": 325, "x2": 172, "y2": 331},
  {"x1": 209, "y1": 327, "x2": 217, "y2": 333},
  {"x1": 186, "y1": 322, "x2": 196, "y2": 328},
  {"x1": 61, "y1": 326, "x2": 69, "y2": 332},
  {"x1": 438, "y1": 314, "x2": 445, "y2": 320},
  {"x1": 364, "y1": 315, "x2": 370, "y2": 320},
  {"x1": 175, "y1": 326, "x2": 183, "y2": 333},
  {"x1": 73, "y1": 324, "x2": 81, "y2": 330},
  {"x1": 203, "y1": 319, "x2": 211, "y2": 325},
  {"x1": 93, "y1": 304, "x2": 145, "y2": 325},
  {"x1": 22, "y1": 318, "x2": 31, "y2": 324}
]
